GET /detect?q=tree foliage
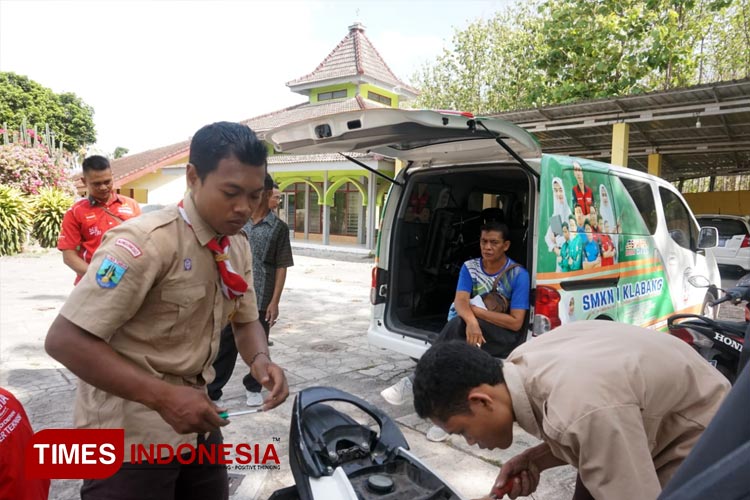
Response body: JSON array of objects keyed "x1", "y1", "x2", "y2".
[
  {"x1": 411, "y1": 4, "x2": 545, "y2": 113},
  {"x1": 113, "y1": 146, "x2": 129, "y2": 159},
  {"x1": 0, "y1": 72, "x2": 96, "y2": 152},
  {"x1": 412, "y1": 0, "x2": 744, "y2": 113}
]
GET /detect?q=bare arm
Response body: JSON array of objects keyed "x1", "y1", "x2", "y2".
[
  {"x1": 233, "y1": 320, "x2": 289, "y2": 409},
  {"x1": 62, "y1": 249, "x2": 89, "y2": 277},
  {"x1": 45, "y1": 315, "x2": 226, "y2": 433},
  {"x1": 471, "y1": 307, "x2": 526, "y2": 332},
  {"x1": 454, "y1": 291, "x2": 485, "y2": 346},
  {"x1": 264, "y1": 267, "x2": 288, "y2": 324}
]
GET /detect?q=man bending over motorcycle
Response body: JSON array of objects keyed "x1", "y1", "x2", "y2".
[{"x1": 412, "y1": 320, "x2": 730, "y2": 500}]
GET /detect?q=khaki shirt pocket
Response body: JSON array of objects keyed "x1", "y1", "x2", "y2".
[{"x1": 159, "y1": 283, "x2": 207, "y2": 342}]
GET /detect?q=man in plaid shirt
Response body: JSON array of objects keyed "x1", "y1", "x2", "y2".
[{"x1": 209, "y1": 173, "x2": 294, "y2": 407}]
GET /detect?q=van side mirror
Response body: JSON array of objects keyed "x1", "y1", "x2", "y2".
[
  {"x1": 697, "y1": 226, "x2": 718, "y2": 249},
  {"x1": 688, "y1": 275, "x2": 711, "y2": 288}
]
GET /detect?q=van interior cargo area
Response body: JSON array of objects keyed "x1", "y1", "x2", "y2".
[{"x1": 386, "y1": 166, "x2": 532, "y2": 340}]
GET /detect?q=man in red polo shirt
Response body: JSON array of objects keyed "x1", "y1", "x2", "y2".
[{"x1": 57, "y1": 155, "x2": 141, "y2": 284}]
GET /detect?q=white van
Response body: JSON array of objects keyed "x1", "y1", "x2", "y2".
[{"x1": 268, "y1": 109, "x2": 721, "y2": 359}]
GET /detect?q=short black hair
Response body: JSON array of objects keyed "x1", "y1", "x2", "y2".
[
  {"x1": 264, "y1": 173, "x2": 274, "y2": 191},
  {"x1": 413, "y1": 341, "x2": 505, "y2": 421},
  {"x1": 480, "y1": 221, "x2": 510, "y2": 241},
  {"x1": 82, "y1": 155, "x2": 110, "y2": 173},
  {"x1": 272, "y1": 182, "x2": 280, "y2": 189},
  {"x1": 189, "y1": 122, "x2": 267, "y2": 181}
]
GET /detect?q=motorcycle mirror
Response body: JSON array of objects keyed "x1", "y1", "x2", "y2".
[{"x1": 688, "y1": 275, "x2": 711, "y2": 288}]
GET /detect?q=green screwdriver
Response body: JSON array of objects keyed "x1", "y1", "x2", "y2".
[{"x1": 219, "y1": 408, "x2": 264, "y2": 419}]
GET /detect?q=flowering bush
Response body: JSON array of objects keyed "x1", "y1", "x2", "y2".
[{"x1": 0, "y1": 143, "x2": 75, "y2": 196}]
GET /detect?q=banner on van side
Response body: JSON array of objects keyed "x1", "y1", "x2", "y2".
[{"x1": 536, "y1": 155, "x2": 687, "y2": 329}]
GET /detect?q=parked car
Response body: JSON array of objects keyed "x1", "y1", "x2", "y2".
[{"x1": 696, "y1": 214, "x2": 750, "y2": 274}]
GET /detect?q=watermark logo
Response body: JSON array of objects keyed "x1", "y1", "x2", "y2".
[
  {"x1": 25, "y1": 429, "x2": 124, "y2": 479},
  {"x1": 24, "y1": 429, "x2": 280, "y2": 479}
]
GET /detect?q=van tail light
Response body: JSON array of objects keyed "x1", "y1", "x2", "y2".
[
  {"x1": 741, "y1": 234, "x2": 750, "y2": 248},
  {"x1": 532, "y1": 286, "x2": 561, "y2": 335},
  {"x1": 370, "y1": 266, "x2": 388, "y2": 306}
]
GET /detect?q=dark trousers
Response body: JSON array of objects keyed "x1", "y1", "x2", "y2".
[
  {"x1": 81, "y1": 431, "x2": 228, "y2": 500},
  {"x1": 572, "y1": 474, "x2": 595, "y2": 500},
  {"x1": 437, "y1": 316, "x2": 520, "y2": 358},
  {"x1": 207, "y1": 312, "x2": 270, "y2": 400}
]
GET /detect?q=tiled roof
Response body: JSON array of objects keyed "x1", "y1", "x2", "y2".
[
  {"x1": 287, "y1": 22, "x2": 418, "y2": 95},
  {"x1": 103, "y1": 97, "x2": 387, "y2": 190},
  {"x1": 113, "y1": 140, "x2": 189, "y2": 184},
  {"x1": 81, "y1": 139, "x2": 190, "y2": 191}
]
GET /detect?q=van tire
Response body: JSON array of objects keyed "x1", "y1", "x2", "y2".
[
  {"x1": 595, "y1": 315, "x2": 614, "y2": 321},
  {"x1": 703, "y1": 291, "x2": 719, "y2": 320}
]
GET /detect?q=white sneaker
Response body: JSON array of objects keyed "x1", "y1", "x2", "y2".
[
  {"x1": 245, "y1": 390, "x2": 263, "y2": 407},
  {"x1": 211, "y1": 398, "x2": 225, "y2": 409},
  {"x1": 380, "y1": 376, "x2": 413, "y2": 406},
  {"x1": 426, "y1": 425, "x2": 449, "y2": 442}
]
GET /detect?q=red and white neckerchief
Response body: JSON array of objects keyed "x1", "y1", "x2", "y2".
[{"x1": 178, "y1": 200, "x2": 248, "y2": 300}]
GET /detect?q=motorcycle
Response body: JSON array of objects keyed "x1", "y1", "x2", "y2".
[
  {"x1": 668, "y1": 274, "x2": 750, "y2": 383},
  {"x1": 269, "y1": 386, "x2": 465, "y2": 500}
]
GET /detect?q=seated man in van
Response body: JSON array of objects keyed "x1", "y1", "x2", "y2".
[
  {"x1": 381, "y1": 221, "x2": 530, "y2": 441},
  {"x1": 440, "y1": 221, "x2": 530, "y2": 356}
]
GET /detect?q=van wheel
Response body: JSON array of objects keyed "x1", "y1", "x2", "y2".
[
  {"x1": 702, "y1": 291, "x2": 718, "y2": 320},
  {"x1": 595, "y1": 315, "x2": 614, "y2": 321}
]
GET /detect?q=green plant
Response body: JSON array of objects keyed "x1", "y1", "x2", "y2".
[
  {"x1": 32, "y1": 187, "x2": 73, "y2": 248},
  {"x1": 0, "y1": 184, "x2": 31, "y2": 255}
]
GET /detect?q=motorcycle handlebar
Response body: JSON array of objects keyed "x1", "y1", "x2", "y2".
[
  {"x1": 709, "y1": 286, "x2": 750, "y2": 307},
  {"x1": 710, "y1": 294, "x2": 736, "y2": 307}
]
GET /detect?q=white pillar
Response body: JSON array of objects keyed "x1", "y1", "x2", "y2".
[
  {"x1": 322, "y1": 172, "x2": 330, "y2": 245},
  {"x1": 357, "y1": 176, "x2": 365, "y2": 244},
  {"x1": 304, "y1": 183, "x2": 310, "y2": 240},
  {"x1": 366, "y1": 171, "x2": 377, "y2": 250}
]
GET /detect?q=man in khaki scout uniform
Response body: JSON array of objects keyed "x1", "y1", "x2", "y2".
[
  {"x1": 412, "y1": 321, "x2": 730, "y2": 500},
  {"x1": 45, "y1": 122, "x2": 289, "y2": 500}
]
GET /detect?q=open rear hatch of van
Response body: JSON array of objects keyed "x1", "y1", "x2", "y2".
[{"x1": 266, "y1": 108, "x2": 541, "y2": 171}]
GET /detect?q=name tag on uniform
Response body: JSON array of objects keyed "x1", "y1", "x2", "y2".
[{"x1": 119, "y1": 206, "x2": 133, "y2": 215}]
